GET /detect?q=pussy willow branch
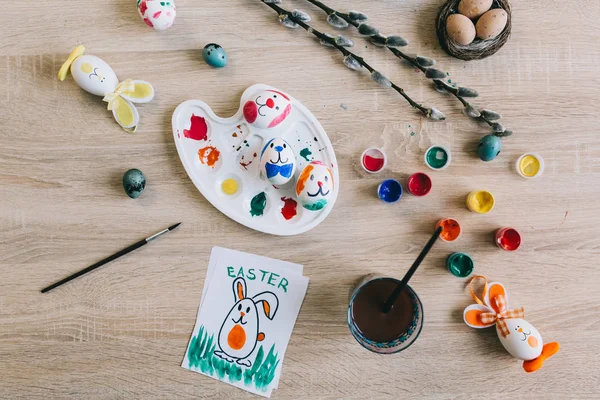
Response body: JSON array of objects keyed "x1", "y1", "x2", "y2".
[
  {"x1": 260, "y1": 0, "x2": 445, "y2": 120},
  {"x1": 305, "y1": 0, "x2": 511, "y2": 136}
]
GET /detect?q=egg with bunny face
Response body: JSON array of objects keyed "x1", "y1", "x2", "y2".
[
  {"x1": 260, "y1": 138, "x2": 297, "y2": 185},
  {"x1": 71, "y1": 55, "x2": 119, "y2": 96},
  {"x1": 499, "y1": 318, "x2": 543, "y2": 360},
  {"x1": 243, "y1": 90, "x2": 292, "y2": 129},
  {"x1": 295, "y1": 161, "x2": 335, "y2": 211},
  {"x1": 138, "y1": 0, "x2": 176, "y2": 31}
]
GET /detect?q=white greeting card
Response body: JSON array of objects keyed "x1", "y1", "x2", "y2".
[{"x1": 183, "y1": 247, "x2": 308, "y2": 397}]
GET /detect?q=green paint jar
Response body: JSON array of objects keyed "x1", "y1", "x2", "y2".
[
  {"x1": 446, "y1": 252, "x2": 474, "y2": 278},
  {"x1": 424, "y1": 145, "x2": 451, "y2": 170}
]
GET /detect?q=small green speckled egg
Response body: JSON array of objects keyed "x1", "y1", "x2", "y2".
[
  {"x1": 477, "y1": 134, "x2": 502, "y2": 162},
  {"x1": 123, "y1": 169, "x2": 146, "y2": 199}
]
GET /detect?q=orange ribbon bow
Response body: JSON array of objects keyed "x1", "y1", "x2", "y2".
[{"x1": 469, "y1": 275, "x2": 524, "y2": 338}]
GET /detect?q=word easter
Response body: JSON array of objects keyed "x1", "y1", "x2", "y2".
[{"x1": 227, "y1": 266, "x2": 289, "y2": 292}]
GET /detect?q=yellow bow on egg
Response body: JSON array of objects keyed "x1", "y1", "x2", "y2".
[{"x1": 102, "y1": 79, "x2": 136, "y2": 111}]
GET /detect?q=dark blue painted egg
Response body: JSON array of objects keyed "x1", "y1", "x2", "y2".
[
  {"x1": 123, "y1": 169, "x2": 146, "y2": 199},
  {"x1": 477, "y1": 135, "x2": 502, "y2": 162},
  {"x1": 202, "y1": 43, "x2": 228, "y2": 68}
]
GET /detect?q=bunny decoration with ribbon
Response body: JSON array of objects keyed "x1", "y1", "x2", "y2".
[
  {"x1": 58, "y1": 45, "x2": 154, "y2": 133},
  {"x1": 463, "y1": 276, "x2": 560, "y2": 372}
]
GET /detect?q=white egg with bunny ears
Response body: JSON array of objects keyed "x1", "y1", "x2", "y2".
[
  {"x1": 295, "y1": 161, "x2": 335, "y2": 211},
  {"x1": 260, "y1": 138, "x2": 297, "y2": 186},
  {"x1": 58, "y1": 45, "x2": 155, "y2": 133},
  {"x1": 463, "y1": 276, "x2": 560, "y2": 373},
  {"x1": 213, "y1": 277, "x2": 279, "y2": 367}
]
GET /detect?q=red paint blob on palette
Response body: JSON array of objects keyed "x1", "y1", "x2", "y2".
[
  {"x1": 184, "y1": 114, "x2": 208, "y2": 141},
  {"x1": 280, "y1": 197, "x2": 297, "y2": 220},
  {"x1": 361, "y1": 148, "x2": 386, "y2": 173},
  {"x1": 407, "y1": 172, "x2": 432, "y2": 196},
  {"x1": 496, "y1": 228, "x2": 522, "y2": 251}
]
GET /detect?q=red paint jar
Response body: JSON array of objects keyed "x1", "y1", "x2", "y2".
[
  {"x1": 407, "y1": 172, "x2": 432, "y2": 196},
  {"x1": 496, "y1": 228, "x2": 522, "y2": 251}
]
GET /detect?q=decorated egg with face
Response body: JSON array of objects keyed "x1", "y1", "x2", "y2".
[
  {"x1": 295, "y1": 161, "x2": 334, "y2": 211},
  {"x1": 71, "y1": 55, "x2": 119, "y2": 96},
  {"x1": 243, "y1": 90, "x2": 292, "y2": 129},
  {"x1": 499, "y1": 318, "x2": 543, "y2": 361},
  {"x1": 260, "y1": 138, "x2": 296, "y2": 185},
  {"x1": 138, "y1": 0, "x2": 176, "y2": 31}
]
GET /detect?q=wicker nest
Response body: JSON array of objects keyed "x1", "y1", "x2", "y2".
[{"x1": 436, "y1": 0, "x2": 512, "y2": 61}]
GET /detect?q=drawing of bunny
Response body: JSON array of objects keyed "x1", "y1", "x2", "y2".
[{"x1": 214, "y1": 277, "x2": 279, "y2": 367}]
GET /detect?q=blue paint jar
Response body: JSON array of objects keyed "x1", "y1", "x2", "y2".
[{"x1": 377, "y1": 179, "x2": 403, "y2": 203}]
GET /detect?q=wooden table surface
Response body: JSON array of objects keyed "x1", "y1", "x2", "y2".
[{"x1": 2, "y1": 0, "x2": 599, "y2": 398}]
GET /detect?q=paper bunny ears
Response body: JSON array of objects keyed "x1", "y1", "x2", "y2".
[
  {"x1": 58, "y1": 45, "x2": 155, "y2": 132},
  {"x1": 463, "y1": 276, "x2": 560, "y2": 373}
]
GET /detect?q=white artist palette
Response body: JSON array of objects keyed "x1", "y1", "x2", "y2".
[{"x1": 172, "y1": 84, "x2": 339, "y2": 235}]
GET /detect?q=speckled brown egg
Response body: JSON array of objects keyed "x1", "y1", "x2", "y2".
[
  {"x1": 458, "y1": 0, "x2": 493, "y2": 19},
  {"x1": 446, "y1": 14, "x2": 476, "y2": 46},
  {"x1": 476, "y1": 9, "x2": 508, "y2": 40}
]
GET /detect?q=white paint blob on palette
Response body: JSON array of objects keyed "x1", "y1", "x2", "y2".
[{"x1": 172, "y1": 84, "x2": 339, "y2": 235}]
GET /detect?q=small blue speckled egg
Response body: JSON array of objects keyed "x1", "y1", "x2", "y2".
[
  {"x1": 123, "y1": 169, "x2": 146, "y2": 199},
  {"x1": 477, "y1": 135, "x2": 502, "y2": 162},
  {"x1": 202, "y1": 43, "x2": 227, "y2": 68}
]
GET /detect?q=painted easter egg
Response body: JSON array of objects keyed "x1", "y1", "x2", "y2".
[
  {"x1": 295, "y1": 161, "x2": 335, "y2": 211},
  {"x1": 243, "y1": 90, "x2": 292, "y2": 129},
  {"x1": 71, "y1": 55, "x2": 118, "y2": 96},
  {"x1": 498, "y1": 318, "x2": 543, "y2": 361},
  {"x1": 123, "y1": 169, "x2": 146, "y2": 199},
  {"x1": 202, "y1": 44, "x2": 228, "y2": 68},
  {"x1": 477, "y1": 134, "x2": 502, "y2": 161},
  {"x1": 260, "y1": 138, "x2": 296, "y2": 186},
  {"x1": 138, "y1": 0, "x2": 176, "y2": 31}
]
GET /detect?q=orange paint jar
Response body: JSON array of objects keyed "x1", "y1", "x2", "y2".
[{"x1": 436, "y1": 218, "x2": 462, "y2": 242}]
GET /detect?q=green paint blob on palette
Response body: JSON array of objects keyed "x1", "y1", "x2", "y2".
[{"x1": 425, "y1": 145, "x2": 451, "y2": 170}]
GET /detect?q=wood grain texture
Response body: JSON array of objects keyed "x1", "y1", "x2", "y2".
[{"x1": 1, "y1": 0, "x2": 600, "y2": 398}]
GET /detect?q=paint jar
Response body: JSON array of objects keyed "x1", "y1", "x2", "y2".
[
  {"x1": 377, "y1": 179, "x2": 403, "y2": 203},
  {"x1": 496, "y1": 228, "x2": 522, "y2": 251},
  {"x1": 516, "y1": 153, "x2": 544, "y2": 179},
  {"x1": 446, "y1": 252, "x2": 474, "y2": 278},
  {"x1": 361, "y1": 147, "x2": 387, "y2": 173},
  {"x1": 348, "y1": 274, "x2": 424, "y2": 354},
  {"x1": 466, "y1": 190, "x2": 495, "y2": 214},
  {"x1": 407, "y1": 172, "x2": 432, "y2": 196},
  {"x1": 436, "y1": 218, "x2": 462, "y2": 242},
  {"x1": 424, "y1": 145, "x2": 452, "y2": 170}
]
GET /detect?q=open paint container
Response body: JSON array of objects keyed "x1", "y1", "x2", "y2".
[
  {"x1": 436, "y1": 218, "x2": 462, "y2": 242},
  {"x1": 516, "y1": 153, "x2": 544, "y2": 178},
  {"x1": 361, "y1": 147, "x2": 387, "y2": 173},
  {"x1": 407, "y1": 173, "x2": 432, "y2": 196},
  {"x1": 377, "y1": 179, "x2": 403, "y2": 203},
  {"x1": 466, "y1": 190, "x2": 495, "y2": 214},
  {"x1": 496, "y1": 227, "x2": 522, "y2": 251},
  {"x1": 424, "y1": 145, "x2": 451, "y2": 170},
  {"x1": 446, "y1": 252, "x2": 474, "y2": 278}
]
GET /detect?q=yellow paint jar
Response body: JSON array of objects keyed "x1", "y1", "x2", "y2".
[
  {"x1": 466, "y1": 190, "x2": 495, "y2": 214},
  {"x1": 516, "y1": 153, "x2": 544, "y2": 178}
]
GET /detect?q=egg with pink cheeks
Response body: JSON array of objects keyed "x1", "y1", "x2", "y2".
[
  {"x1": 138, "y1": 0, "x2": 176, "y2": 31},
  {"x1": 295, "y1": 161, "x2": 335, "y2": 211}
]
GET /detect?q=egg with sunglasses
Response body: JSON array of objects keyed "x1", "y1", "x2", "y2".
[{"x1": 295, "y1": 161, "x2": 335, "y2": 211}]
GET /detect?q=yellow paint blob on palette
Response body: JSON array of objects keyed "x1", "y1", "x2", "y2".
[
  {"x1": 466, "y1": 190, "x2": 495, "y2": 214},
  {"x1": 516, "y1": 153, "x2": 544, "y2": 178},
  {"x1": 221, "y1": 178, "x2": 238, "y2": 195}
]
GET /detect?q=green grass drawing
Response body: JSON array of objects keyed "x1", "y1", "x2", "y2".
[{"x1": 186, "y1": 325, "x2": 280, "y2": 392}]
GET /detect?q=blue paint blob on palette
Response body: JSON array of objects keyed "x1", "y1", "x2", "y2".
[{"x1": 378, "y1": 179, "x2": 403, "y2": 203}]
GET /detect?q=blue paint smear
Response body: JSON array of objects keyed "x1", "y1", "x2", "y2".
[{"x1": 378, "y1": 179, "x2": 403, "y2": 203}]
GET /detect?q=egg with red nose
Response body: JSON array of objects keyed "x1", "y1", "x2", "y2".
[
  {"x1": 295, "y1": 161, "x2": 335, "y2": 211},
  {"x1": 260, "y1": 138, "x2": 297, "y2": 185},
  {"x1": 243, "y1": 90, "x2": 292, "y2": 129}
]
